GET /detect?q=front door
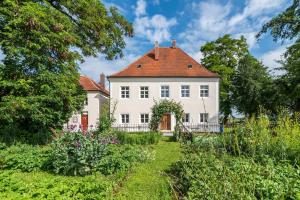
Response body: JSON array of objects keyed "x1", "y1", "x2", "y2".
[
  {"x1": 160, "y1": 114, "x2": 171, "y2": 130},
  {"x1": 81, "y1": 114, "x2": 88, "y2": 133}
]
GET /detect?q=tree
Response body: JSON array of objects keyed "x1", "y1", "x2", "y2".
[
  {"x1": 200, "y1": 34, "x2": 249, "y2": 122},
  {"x1": 257, "y1": 0, "x2": 300, "y2": 112},
  {"x1": 233, "y1": 54, "x2": 278, "y2": 116},
  {"x1": 0, "y1": 0, "x2": 133, "y2": 132}
]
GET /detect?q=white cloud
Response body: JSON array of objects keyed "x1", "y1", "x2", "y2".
[
  {"x1": 179, "y1": 0, "x2": 288, "y2": 55},
  {"x1": 133, "y1": 0, "x2": 177, "y2": 43},
  {"x1": 260, "y1": 46, "x2": 287, "y2": 76},
  {"x1": 135, "y1": 0, "x2": 147, "y2": 17}
]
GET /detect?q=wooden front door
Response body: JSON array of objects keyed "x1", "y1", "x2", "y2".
[
  {"x1": 81, "y1": 114, "x2": 88, "y2": 133},
  {"x1": 160, "y1": 114, "x2": 171, "y2": 130}
]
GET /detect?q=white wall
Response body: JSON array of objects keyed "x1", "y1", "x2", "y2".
[
  {"x1": 64, "y1": 91, "x2": 108, "y2": 132},
  {"x1": 109, "y1": 77, "x2": 219, "y2": 131}
]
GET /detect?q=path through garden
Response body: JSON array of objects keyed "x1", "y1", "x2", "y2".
[{"x1": 114, "y1": 137, "x2": 181, "y2": 200}]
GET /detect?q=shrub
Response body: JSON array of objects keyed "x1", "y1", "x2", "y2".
[
  {"x1": 50, "y1": 132, "x2": 107, "y2": 176},
  {"x1": 116, "y1": 131, "x2": 161, "y2": 145},
  {"x1": 97, "y1": 145, "x2": 154, "y2": 175},
  {"x1": 0, "y1": 170, "x2": 114, "y2": 199},
  {"x1": 0, "y1": 144, "x2": 52, "y2": 172},
  {"x1": 0, "y1": 126, "x2": 52, "y2": 145},
  {"x1": 170, "y1": 151, "x2": 300, "y2": 199}
]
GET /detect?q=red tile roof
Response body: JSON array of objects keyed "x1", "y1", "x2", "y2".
[
  {"x1": 108, "y1": 47, "x2": 219, "y2": 78},
  {"x1": 79, "y1": 76, "x2": 109, "y2": 96}
]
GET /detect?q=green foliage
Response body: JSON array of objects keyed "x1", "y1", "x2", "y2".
[
  {"x1": 0, "y1": 170, "x2": 114, "y2": 199},
  {"x1": 149, "y1": 99, "x2": 184, "y2": 140},
  {"x1": 0, "y1": 0, "x2": 132, "y2": 133},
  {"x1": 0, "y1": 126, "x2": 52, "y2": 145},
  {"x1": 97, "y1": 145, "x2": 154, "y2": 175},
  {"x1": 98, "y1": 100, "x2": 117, "y2": 134},
  {"x1": 116, "y1": 131, "x2": 162, "y2": 145},
  {"x1": 50, "y1": 132, "x2": 107, "y2": 176},
  {"x1": 170, "y1": 151, "x2": 300, "y2": 200},
  {"x1": 200, "y1": 34, "x2": 249, "y2": 120},
  {"x1": 233, "y1": 54, "x2": 279, "y2": 116},
  {"x1": 0, "y1": 144, "x2": 52, "y2": 172}
]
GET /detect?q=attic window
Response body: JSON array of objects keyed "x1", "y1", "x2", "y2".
[
  {"x1": 188, "y1": 64, "x2": 193, "y2": 69},
  {"x1": 137, "y1": 64, "x2": 142, "y2": 68}
]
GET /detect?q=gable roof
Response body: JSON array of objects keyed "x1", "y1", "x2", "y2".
[
  {"x1": 108, "y1": 47, "x2": 219, "y2": 78},
  {"x1": 79, "y1": 76, "x2": 109, "y2": 96}
]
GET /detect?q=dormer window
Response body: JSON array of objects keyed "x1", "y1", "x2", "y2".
[
  {"x1": 188, "y1": 64, "x2": 192, "y2": 69},
  {"x1": 137, "y1": 64, "x2": 142, "y2": 68}
]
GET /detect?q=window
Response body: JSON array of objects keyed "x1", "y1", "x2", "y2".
[
  {"x1": 121, "y1": 114, "x2": 129, "y2": 123},
  {"x1": 200, "y1": 85, "x2": 209, "y2": 97},
  {"x1": 200, "y1": 113, "x2": 209, "y2": 123},
  {"x1": 181, "y1": 85, "x2": 190, "y2": 97},
  {"x1": 140, "y1": 86, "x2": 149, "y2": 98},
  {"x1": 161, "y1": 85, "x2": 170, "y2": 98},
  {"x1": 140, "y1": 114, "x2": 149, "y2": 123},
  {"x1": 121, "y1": 86, "x2": 130, "y2": 98},
  {"x1": 182, "y1": 113, "x2": 190, "y2": 123}
]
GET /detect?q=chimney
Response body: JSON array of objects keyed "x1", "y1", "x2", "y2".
[
  {"x1": 171, "y1": 39, "x2": 176, "y2": 48},
  {"x1": 99, "y1": 73, "x2": 105, "y2": 89},
  {"x1": 155, "y1": 41, "x2": 159, "y2": 60}
]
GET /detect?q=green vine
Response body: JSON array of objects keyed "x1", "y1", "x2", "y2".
[{"x1": 149, "y1": 99, "x2": 184, "y2": 140}]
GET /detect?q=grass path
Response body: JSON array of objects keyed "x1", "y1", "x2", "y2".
[{"x1": 114, "y1": 137, "x2": 181, "y2": 200}]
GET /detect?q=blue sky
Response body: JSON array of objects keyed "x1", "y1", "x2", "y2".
[
  {"x1": 0, "y1": 0, "x2": 292, "y2": 81},
  {"x1": 80, "y1": 0, "x2": 293, "y2": 81}
]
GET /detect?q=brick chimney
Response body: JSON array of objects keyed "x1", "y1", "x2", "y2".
[
  {"x1": 155, "y1": 41, "x2": 159, "y2": 60},
  {"x1": 99, "y1": 73, "x2": 105, "y2": 89},
  {"x1": 171, "y1": 39, "x2": 176, "y2": 48}
]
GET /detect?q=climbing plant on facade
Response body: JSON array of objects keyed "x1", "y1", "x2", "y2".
[{"x1": 149, "y1": 99, "x2": 184, "y2": 140}]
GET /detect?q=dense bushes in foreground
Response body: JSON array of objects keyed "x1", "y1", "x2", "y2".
[
  {"x1": 0, "y1": 170, "x2": 114, "y2": 200},
  {"x1": 170, "y1": 115, "x2": 300, "y2": 199},
  {"x1": 116, "y1": 131, "x2": 161, "y2": 145}
]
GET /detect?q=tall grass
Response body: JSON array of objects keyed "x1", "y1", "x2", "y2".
[{"x1": 116, "y1": 131, "x2": 162, "y2": 145}]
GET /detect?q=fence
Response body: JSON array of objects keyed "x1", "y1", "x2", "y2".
[
  {"x1": 181, "y1": 123, "x2": 221, "y2": 133},
  {"x1": 112, "y1": 124, "x2": 150, "y2": 132}
]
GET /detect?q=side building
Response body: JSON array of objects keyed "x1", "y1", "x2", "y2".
[{"x1": 64, "y1": 74, "x2": 109, "y2": 132}]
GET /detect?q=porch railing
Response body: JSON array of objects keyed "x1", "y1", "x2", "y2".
[
  {"x1": 181, "y1": 123, "x2": 221, "y2": 133},
  {"x1": 112, "y1": 124, "x2": 150, "y2": 132}
]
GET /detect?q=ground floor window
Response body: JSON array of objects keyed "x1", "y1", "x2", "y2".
[
  {"x1": 140, "y1": 113, "x2": 149, "y2": 123},
  {"x1": 182, "y1": 113, "x2": 190, "y2": 123},
  {"x1": 121, "y1": 114, "x2": 129, "y2": 123},
  {"x1": 200, "y1": 113, "x2": 209, "y2": 123}
]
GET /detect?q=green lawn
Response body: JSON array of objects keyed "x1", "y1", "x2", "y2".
[{"x1": 114, "y1": 137, "x2": 181, "y2": 200}]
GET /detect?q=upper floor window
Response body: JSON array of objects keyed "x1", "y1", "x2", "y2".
[
  {"x1": 200, "y1": 113, "x2": 209, "y2": 123},
  {"x1": 121, "y1": 86, "x2": 130, "y2": 98},
  {"x1": 182, "y1": 113, "x2": 190, "y2": 123},
  {"x1": 181, "y1": 85, "x2": 190, "y2": 97},
  {"x1": 200, "y1": 85, "x2": 209, "y2": 97},
  {"x1": 140, "y1": 113, "x2": 149, "y2": 123},
  {"x1": 140, "y1": 86, "x2": 149, "y2": 98},
  {"x1": 121, "y1": 114, "x2": 129, "y2": 123},
  {"x1": 161, "y1": 85, "x2": 170, "y2": 98}
]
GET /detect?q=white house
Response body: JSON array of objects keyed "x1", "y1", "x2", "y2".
[
  {"x1": 64, "y1": 74, "x2": 109, "y2": 132},
  {"x1": 108, "y1": 40, "x2": 220, "y2": 132}
]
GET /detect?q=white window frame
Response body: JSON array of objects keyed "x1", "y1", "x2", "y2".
[
  {"x1": 182, "y1": 113, "x2": 190, "y2": 123},
  {"x1": 120, "y1": 86, "x2": 130, "y2": 99},
  {"x1": 200, "y1": 113, "x2": 209, "y2": 123},
  {"x1": 200, "y1": 85, "x2": 209, "y2": 97},
  {"x1": 121, "y1": 114, "x2": 129, "y2": 124},
  {"x1": 181, "y1": 85, "x2": 190, "y2": 98},
  {"x1": 140, "y1": 113, "x2": 149, "y2": 124},
  {"x1": 160, "y1": 85, "x2": 170, "y2": 98},
  {"x1": 140, "y1": 86, "x2": 149, "y2": 99}
]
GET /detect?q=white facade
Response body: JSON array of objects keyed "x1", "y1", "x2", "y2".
[
  {"x1": 64, "y1": 91, "x2": 108, "y2": 132},
  {"x1": 109, "y1": 77, "x2": 219, "y2": 131}
]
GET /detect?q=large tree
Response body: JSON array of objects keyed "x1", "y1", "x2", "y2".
[
  {"x1": 257, "y1": 0, "x2": 300, "y2": 112},
  {"x1": 233, "y1": 54, "x2": 279, "y2": 116},
  {"x1": 0, "y1": 0, "x2": 132, "y2": 132},
  {"x1": 200, "y1": 34, "x2": 249, "y2": 122}
]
